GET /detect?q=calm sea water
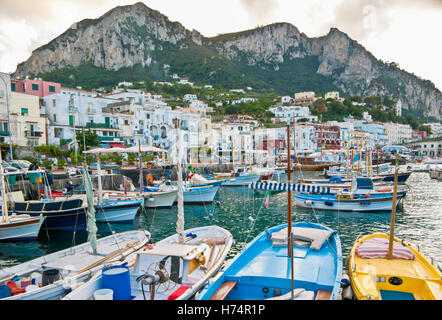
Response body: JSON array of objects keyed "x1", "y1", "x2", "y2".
[{"x1": 1, "y1": 171, "x2": 441, "y2": 269}]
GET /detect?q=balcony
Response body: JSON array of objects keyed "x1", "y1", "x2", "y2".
[
  {"x1": 86, "y1": 122, "x2": 111, "y2": 128},
  {"x1": 97, "y1": 136, "x2": 123, "y2": 142},
  {"x1": 25, "y1": 131, "x2": 42, "y2": 138}
]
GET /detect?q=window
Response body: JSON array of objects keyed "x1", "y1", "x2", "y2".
[
  {"x1": 11, "y1": 83, "x2": 16, "y2": 92},
  {"x1": 124, "y1": 120, "x2": 129, "y2": 125},
  {"x1": 31, "y1": 84, "x2": 39, "y2": 91},
  {"x1": 52, "y1": 99, "x2": 56, "y2": 107},
  {"x1": 69, "y1": 115, "x2": 74, "y2": 126},
  {"x1": 49, "y1": 85, "x2": 55, "y2": 93},
  {"x1": 53, "y1": 114, "x2": 56, "y2": 123},
  {"x1": 21, "y1": 108, "x2": 28, "y2": 115}
]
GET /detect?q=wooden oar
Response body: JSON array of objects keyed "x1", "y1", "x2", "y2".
[{"x1": 75, "y1": 241, "x2": 139, "y2": 275}]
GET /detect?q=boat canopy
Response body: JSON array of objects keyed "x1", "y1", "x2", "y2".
[{"x1": 249, "y1": 181, "x2": 331, "y2": 194}]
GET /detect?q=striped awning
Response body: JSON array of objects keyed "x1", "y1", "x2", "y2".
[{"x1": 249, "y1": 182, "x2": 331, "y2": 194}]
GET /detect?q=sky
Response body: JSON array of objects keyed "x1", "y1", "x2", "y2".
[{"x1": 0, "y1": 0, "x2": 441, "y2": 90}]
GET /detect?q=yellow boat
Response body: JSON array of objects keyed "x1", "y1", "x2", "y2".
[{"x1": 348, "y1": 232, "x2": 442, "y2": 300}]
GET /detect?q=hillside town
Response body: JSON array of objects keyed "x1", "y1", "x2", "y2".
[{"x1": 0, "y1": 72, "x2": 440, "y2": 165}]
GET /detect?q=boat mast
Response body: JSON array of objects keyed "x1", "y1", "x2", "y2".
[
  {"x1": 0, "y1": 151, "x2": 9, "y2": 223},
  {"x1": 387, "y1": 154, "x2": 399, "y2": 259},
  {"x1": 96, "y1": 154, "x2": 103, "y2": 206},
  {"x1": 286, "y1": 124, "x2": 294, "y2": 300},
  {"x1": 138, "y1": 139, "x2": 143, "y2": 197},
  {"x1": 174, "y1": 118, "x2": 185, "y2": 244}
]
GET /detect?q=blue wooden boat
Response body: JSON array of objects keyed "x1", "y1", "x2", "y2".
[
  {"x1": 196, "y1": 222, "x2": 342, "y2": 300},
  {"x1": 14, "y1": 198, "x2": 87, "y2": 232}
]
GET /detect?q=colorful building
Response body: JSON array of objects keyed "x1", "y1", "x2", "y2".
[{"x1": 11, "y1": 78, "x2": 61, "y2": 98}]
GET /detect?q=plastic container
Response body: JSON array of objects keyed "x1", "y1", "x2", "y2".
[
  {"x1": 102, "y1": 265, "x2": 131, "y2": 300},
  {"x1": 20, "y1": 276, "x2": 32, "y2": 289},
  {"x1": 12, "y1": 276, "x2": 21, "y2": 288},
  {"x1": 0, "y1": 285, "x2": 11, "y2": 299},
  {"x1": 25, "y1": 285, "x2": 39, "y2": 293},
  {"x1": 41, "y1": 269, "x2": 61, "y2": 286},
  {"x1": 94, "y1": 288, "x2": 114, "y2": 300},
  {"x1": 31, "y1": 272, "x2": 42, "y2": 286}
]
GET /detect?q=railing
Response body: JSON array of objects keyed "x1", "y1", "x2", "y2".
[
  {"x1": 25, "y1": 131, "x2": 42, "y2": 138},
  {"x1": 0, "y1": 131, "x2": 10, "y2": 136},
  {"x1": 97, "y1": 136, "x2": 123, "y2": 141},
  {"x1": 86, "y1": 122, "x2": 111, "y2": 128}
]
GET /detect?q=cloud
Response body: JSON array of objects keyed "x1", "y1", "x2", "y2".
[
  {"x1": 239, "y1": 0, "x2": 280, "y2": 26},
  {"x1": 330, "y1": 0, "x2": 442, "y2": 41}
]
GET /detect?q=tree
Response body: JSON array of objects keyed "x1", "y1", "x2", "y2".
[{"x1": 76, "y1": 130, "x2": 99, "y2": 151}]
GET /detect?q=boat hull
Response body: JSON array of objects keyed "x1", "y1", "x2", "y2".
[
  {"x1": 0, "y1": 216, "x2": 44, "y2": 241},
  {"x1": 294, "y1": 194, "x2": 403, "y2": 212},
  {"x1": 221, "y1": 174, "x2": 260, "y2": 187},
  {"x1": 95, "y1": 198, "x2": 142, "y2": 223},
  {"x1": 182, "y1": 185, "x2": 220, "y2": 204},
  {"x1": 143, "y1": 190, "x2": 177, "y2": 208}
]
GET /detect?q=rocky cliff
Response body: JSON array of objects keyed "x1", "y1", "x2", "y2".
[{"x1": 14, "y1": 2, "x2": 441, "y2": 120}]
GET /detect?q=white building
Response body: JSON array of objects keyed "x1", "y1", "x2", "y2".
[
  {"x1": 268, "y1": 106, "x2": 318, "y2": 124},
  {"x1": 183, "y1": 94, "x2": 198, "y2": 102},
  {"x1": 294, "y1": 91, "x2": 316, "y2": 105},
  {"x1": 281, "y1": 96, "x2": 292, "y2": 104},
  {"x1": 423, "y1": 122, "x2": 442, "y2": 138},
  {"x1": 383, "y1": 122, "x2": 413, "y2": 145}
]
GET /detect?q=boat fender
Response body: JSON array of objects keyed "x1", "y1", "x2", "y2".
[
  {"x1": 324, "y1": 200, "x2": 334, "y2": 206},
  {"x1": 305, "y1": 200, "x2": 313, "y2": 206},
  {"x1": 196, "y1": 253, "x2": 206, "y2": 265},
  {"x1": 342, "y1": 285, "x2": 354, "y2": 300},
  {"x1": 364, "y1": 194, "x2": 371, "y2": 198},
  {"x1": 340, "y1": 273, "x2": 350, "y2": 288}
]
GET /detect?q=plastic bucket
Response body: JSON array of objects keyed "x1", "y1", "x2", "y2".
[
  {"x1": 0, "y1": 285, "x2": 11, "y2": 299},
  {"x1": 94, "y1": 288, "x2": 114, "y2": 300},
  {"x1": 102, "y1": 265, "x2": 131, "y2": 300}
]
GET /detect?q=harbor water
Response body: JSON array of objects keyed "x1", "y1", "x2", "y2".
[{"x1": 1, "y1": 171, "x2": 441, "y2": 269}]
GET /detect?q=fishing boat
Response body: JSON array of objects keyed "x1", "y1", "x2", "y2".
[
  {"x1": 63, "y1": 118, "x2": 233, "y2": 301},
  {"x1": 0, "y1": 169, "x2": 151, "y2": 300},
  {"x1": 95, "y1": 196, "x2": 143, "y2": 223},
  {"x1": 63, "y1": 225, "x2": 233, "y2": 300},
  {"x1": 142, "y1": 189, "x2": 177, "y2": 209},
  {"x1": 294, "y1": 191, "x2": 403, "y2": 212},
  {"x1": 197, "y1": 125, "x2": 342, "y2": 300},
  {"x1": 0, "y1": 214, "x2": 44, "y2": 241},
  {"x1": 0, "y1": 160, "x2": 44, "y2": 240},
  {"x1": 196, "y1": 222, "x2": 342, "y2": 300},
  {"x1": 213, "y1": 167, "x2": 260, "y2": 187},
  {"x1": 348, "y1": 161, "x2": 442, "y2": 300},
  {"x1": 325, "y1": 169, "x2": 412, "y2": 183},
  {"x1": 0, "y1": 229, "x2": 150, "y2": 300},
  {"x1": 182, "y1": 184, "x2": 220, "y2": 204},
  {"x1": 14, "y1": 197, "x2": 88, "y2": 232}
]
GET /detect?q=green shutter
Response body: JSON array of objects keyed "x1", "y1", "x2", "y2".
[
  {"x1": 21, "y1": 108, "x2": 28, "y2": 115},
  {"x1": 49, "y1": 85, "x2": 55, "y2": 93},
  {"x1": 32, "y1": 84, "x2": 39, "y2": 91},
  {"x1": 53, "y1": 114, "x2": 56, "y2": 123},
  {"x1": 69, "y1": 115, "x2": 74, "y2": 126},
  {"x1": 11, "y1": 83, "x2": 16, "y2": 92}
]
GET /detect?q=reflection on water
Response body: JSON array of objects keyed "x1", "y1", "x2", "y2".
[{"x1": 1, "y1": 172, "x2": 441, "y2": 269}]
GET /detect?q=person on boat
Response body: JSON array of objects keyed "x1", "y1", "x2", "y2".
[
  {"x1": 28, "y1": 161, "x2": 40, "y2": 171},
  {"x1": 146, "y1": 174, "x2": 154, "y2": 186},
  {"x1": 65, "y1": 180, "x2": 80, "y2": 194}
]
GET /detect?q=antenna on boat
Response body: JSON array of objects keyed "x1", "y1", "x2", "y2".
[
  {"x1": 286, "y1": 124, "x2": 294, "y2": 300},
  {"x1": 0, "y1": 151, "x2": 9, "y2": 223},
  {"x1": 387, "y1": 154, "x2": 399, "y2": 259},
  {"x1": 138, "y1": 139, "x2": 143, "y2": 198}
]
